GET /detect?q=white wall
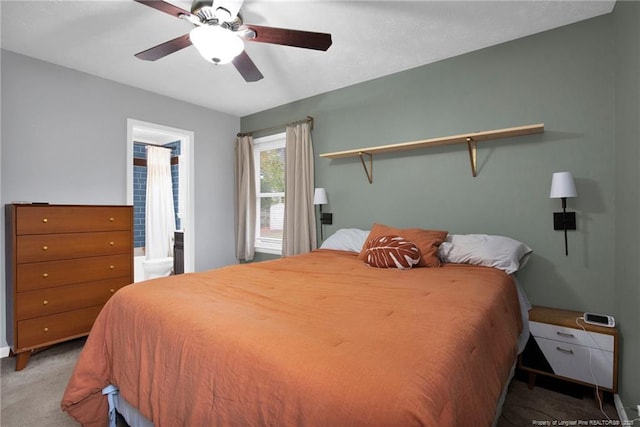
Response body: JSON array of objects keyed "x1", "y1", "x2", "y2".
[{"x1": 0, "y1": 50, "x2": 240, "y2": 351}]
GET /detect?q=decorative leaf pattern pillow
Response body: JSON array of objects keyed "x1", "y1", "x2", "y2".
[
  {"x1": 358, "y1": 224, "x2": 448, "y2": 267},
  {"x1": 364, "y1": 235, "x2": 421, "y2": 269}
]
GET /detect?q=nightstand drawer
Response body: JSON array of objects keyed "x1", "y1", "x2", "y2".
[
  {"x1": 530, "y1": 321, "x2": 613, "y2": 351},
  {"x1": 534, "y1": 336, "x2": 614, "y2": 389}
]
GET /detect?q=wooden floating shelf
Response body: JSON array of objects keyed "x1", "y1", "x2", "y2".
[{"x1": 319, "y1": 123, "x2": 544, "y2": 183}]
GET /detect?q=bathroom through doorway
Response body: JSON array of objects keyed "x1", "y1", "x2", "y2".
[{"x1": 126, "y1": 119, "x2": 195, "y2": 280}]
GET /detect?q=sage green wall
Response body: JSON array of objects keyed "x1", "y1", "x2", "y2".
[
  {"x1": 243, "y1": 7, "x2": 639, "y2": 408},
  {"x1": 613, "y1": 1, "x2": 640, "y2": 412}
]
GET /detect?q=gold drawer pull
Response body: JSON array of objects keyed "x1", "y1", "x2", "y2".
[
  {"x1": 556, "y1": 331, "x2": 575, "y2": 338},
  {"x1": 556, "y1": 346, "x2": 574, "y2": 355},
  {"x1": 42, "y1": 218, "x2": 48, "y2": 223},
  {"x1": 42, "y1": 245, "x2": 48, "y2": 251},
  {"x1": 109, "y1": 241, "x2": 115, "y2": 246},
  {"x1": 43, "y1": 327, "x2": 49, "y2": 332},
  {"x1": 110, "y1": 265, "x2": 115, "y2": 270},
  {"x1": 110, "y1": 288, "x2": 115, "y2": 293},
  {"x1": 109, "y1": 217, "x2": 115, "y2": 222},
  {"x1": 42, "y1": 273, "x2": 49, "y2": 278},
  {"x1": 43, "y1": 300, "x2": 48, "y2": 305}
]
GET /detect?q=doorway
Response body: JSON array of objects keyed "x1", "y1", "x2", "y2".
[{"x1": 126, "y1": 119, "x2": 195, "y2": 276}]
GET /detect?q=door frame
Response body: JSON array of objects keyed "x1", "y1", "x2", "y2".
[{"x1": 126, "y1": 118, "x2": 195, "y2": 273}]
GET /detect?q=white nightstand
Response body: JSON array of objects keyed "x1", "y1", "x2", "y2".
[{"x1": 518, "y1": 306, "x2": 619, "y2": 400}]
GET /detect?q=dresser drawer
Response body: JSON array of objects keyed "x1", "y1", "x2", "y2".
[
  {"x1": 16, "y1": 277, "x2": 129, "y2": 320},
  {"x1": 16, "y1": 305, "x2": 103, "y2": 350},
  {"x1": 16, "y1": 231, "x2": 131, "y2": 263},
  {"x1": 530, "y1": 321, "x2": 613, "y2": 351},
  {"x1": 15, "y1": 205, "x2": 132, "y2": 235},
  {"x1": 534, "y1": 336, "x2": 614, "y2": 389},
  {"x1": 16, "y1": 254, "x2": 131, "y2": 292}
]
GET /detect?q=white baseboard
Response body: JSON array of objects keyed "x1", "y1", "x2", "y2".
[
  {"x1": 0, "y1": 346, "x2": 10, "y2": 358},
  {"x1": 614, "y1": 394, "x2": 629, "y2": 424}
]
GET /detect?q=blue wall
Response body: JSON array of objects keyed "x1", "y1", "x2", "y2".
[{"x1": 133, "y1": 142, "x2": 147, "y2": 248}]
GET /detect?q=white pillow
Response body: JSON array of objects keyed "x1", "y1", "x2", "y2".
[
  {"x1": 320, "y1": 228, "x2": 370, "y2": 253},
  {"x1": 438, "y1": 234, "x2": 532, "y2": 274}
]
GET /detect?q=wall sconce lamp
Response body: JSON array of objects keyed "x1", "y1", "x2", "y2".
[
  {"x1": 313, "y1": 188, "x2": 333, "y2": 241},
  {"x1": 549, "y1": 171, "x2": 577, "y2": 256}
]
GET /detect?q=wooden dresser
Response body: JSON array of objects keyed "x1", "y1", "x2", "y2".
[{"x1": 5, "y1": 204, "x2": 133, "y2": 370}]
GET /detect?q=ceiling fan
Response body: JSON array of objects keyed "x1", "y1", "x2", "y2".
[{"x1": 133, "y1": 0, "x2": 333, "y2": 82}]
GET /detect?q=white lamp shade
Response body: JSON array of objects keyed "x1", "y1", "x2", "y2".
[
  {"x1": 189, "y1": 25, "x2": 244, "y2": 64},
  {"x1": 314, "y1": 188, "x2": 328, "y2": 205},
  {"x1": 549, "y1": 171, "x2": 577, "y2": 198}
]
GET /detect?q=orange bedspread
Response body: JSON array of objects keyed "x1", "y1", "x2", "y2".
[{"x1": 61, "y1": 249, "x2": 521, "y2": 427}]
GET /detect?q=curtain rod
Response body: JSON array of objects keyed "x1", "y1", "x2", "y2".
[
  {"x1": 237, "y1": 116, "x2": 314, "y2": 137},
  {"x1": 133, "y1": 141, "x2": 173, "y2": 150}
]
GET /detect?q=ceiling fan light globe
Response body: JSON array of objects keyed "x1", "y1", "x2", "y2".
[{"x1": 190, "y1": 25, "x2": 244, "y2": 65}]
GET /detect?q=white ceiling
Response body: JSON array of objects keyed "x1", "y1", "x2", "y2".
[{"x1": 1, "y1": 1, "x2": 615, "y2": 117}]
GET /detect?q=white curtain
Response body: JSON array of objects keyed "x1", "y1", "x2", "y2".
[
  {"x1": 283, "y1": 122, "x2": 316, "y2": 256},
  {"x1": 234, "y1": 135, "x2": 256, "y2": 261},
  {"x1": 145, "y1": 146, "x2": 176, "y2": 259}
]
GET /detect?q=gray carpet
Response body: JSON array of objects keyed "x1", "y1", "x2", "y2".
[
  {"x1": 0, "y1": 339, "x2": 620, "y2": 426},
  {"x1": 1, "y1": 339, "x2": 84, "y2": 426}
]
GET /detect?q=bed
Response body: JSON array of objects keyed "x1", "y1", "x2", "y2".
[{"x1": 61, "y1": 226, "x2": 530, "y2": 427}]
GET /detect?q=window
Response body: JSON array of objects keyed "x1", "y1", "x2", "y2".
[{"x1": 253, "y1": 132, "x2": 286, "y2": 254}]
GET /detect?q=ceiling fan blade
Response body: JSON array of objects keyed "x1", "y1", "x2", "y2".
[
  {"x1": 232, "y1": 51, "x2": 264, "y2": 82},
  {"x1": 133, "y1": 0, "x2": 193, "y2": 19},
  {"x1": 135, "y1": 34, "x2": 192, "y2": 61},
  {"x1": 244, "y1": 25, "x2": 332, "y2": 51}
]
